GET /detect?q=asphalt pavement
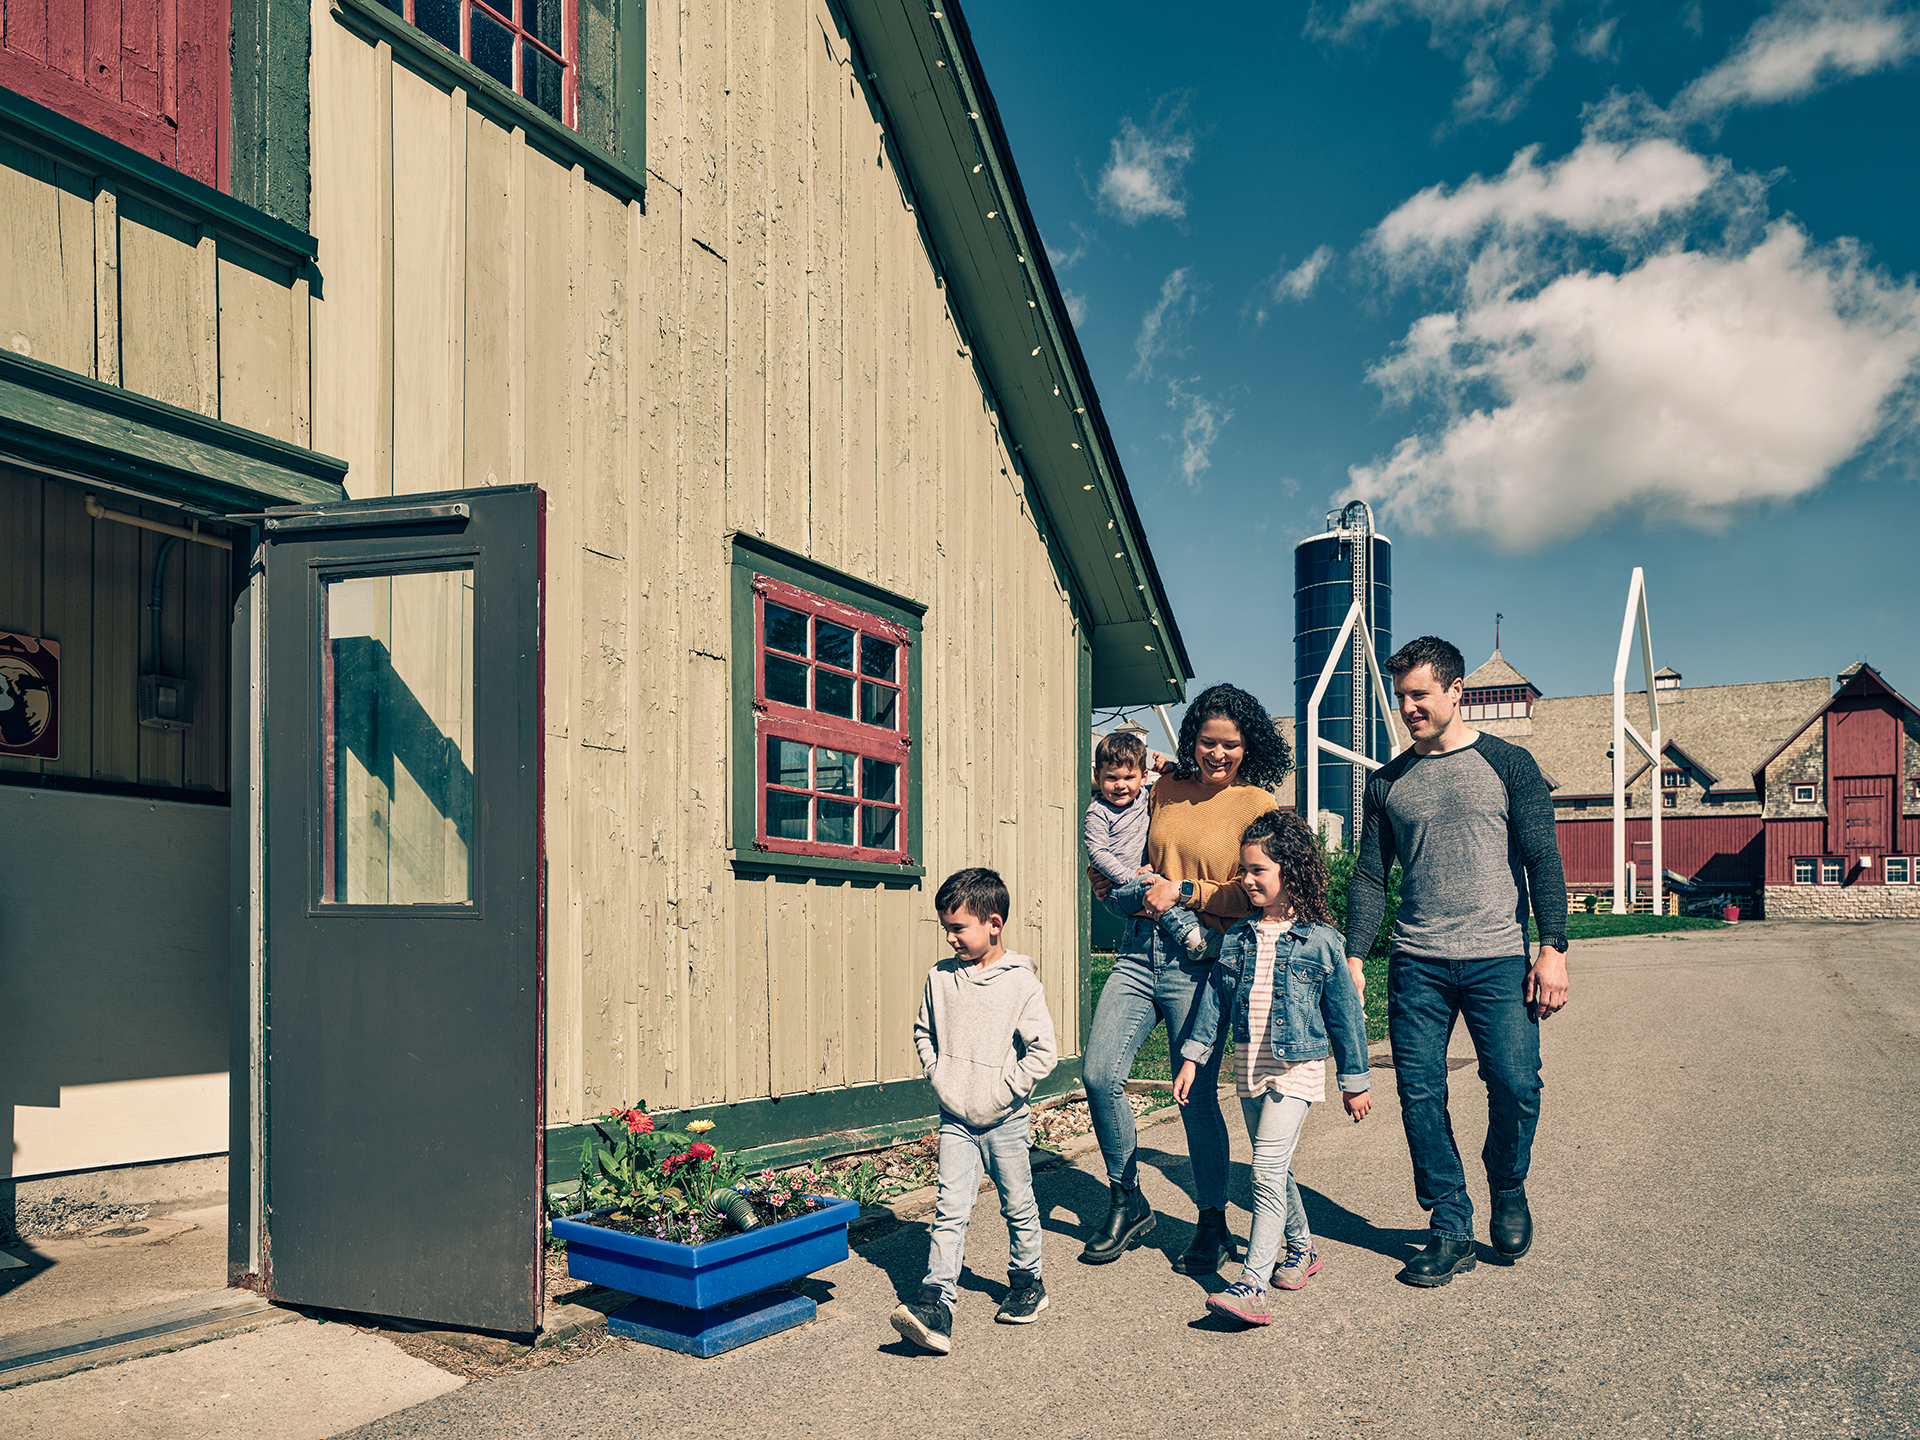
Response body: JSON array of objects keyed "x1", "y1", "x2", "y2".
[{"x1": 13, "y1": 921, "x2": 1917, "y2": 1438}]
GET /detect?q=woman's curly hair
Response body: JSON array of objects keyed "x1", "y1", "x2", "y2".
[
  {"x1": 1239, "y1": 811, "x2": 1334, "y2": 928},
  {"x1": 1172, "y1": 683, "x2": 1293, "y2": 794}
]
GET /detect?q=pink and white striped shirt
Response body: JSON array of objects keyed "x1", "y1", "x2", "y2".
[{"x1": 1235, "y1": 919, "x2": 1328, "y2": 1102}]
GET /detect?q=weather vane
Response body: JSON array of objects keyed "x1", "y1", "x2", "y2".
[{"x1": 1495, "y1": 612, "x2": 1503, "y2": 652}]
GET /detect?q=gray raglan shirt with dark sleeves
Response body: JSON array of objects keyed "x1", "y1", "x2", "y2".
[{"x1": 1343, "y1": 733, "x2": 1568, "y2": 961}]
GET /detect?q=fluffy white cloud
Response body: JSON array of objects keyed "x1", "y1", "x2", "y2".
[
  {"x1": 1250, "y1": 247, "x2": 1336, "y2": 325},
  {"x1": 1133, "y1": 269, "x2": 1198, "y2": 379},
  {"x1": 1369, "y1": 133, "x2": 1730, "y2": 262},
  {"x1": 1063, "y1": 288, "x2": 1089, "y2": 327},
  {"x1": 1309, "y1": 0, "x2": 1564, "y2": 124},
  {"x1": 1097, "y1": 106, "x2": 1196, "y2": 224},
  {"x1": 1674, "y1": 0, "x2": 1920, "y2": 119},
  {"x1": 1165, "y1": 379, "x2": 1234, "y2": 487},
  {"x1": 1347, "y1": 222, "x2": 1920, "y2": 546}
]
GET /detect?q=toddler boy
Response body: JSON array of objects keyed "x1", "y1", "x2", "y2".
[
  {"x1": 1084, "y1": 730, "x2": 1208, "y2": 956},
  {"x1": 890, "y1": 868, "x2": 1057, "y2": 1355}
]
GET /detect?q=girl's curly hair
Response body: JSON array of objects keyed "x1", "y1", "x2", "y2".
[
  {"x1": 1239, "y1": 811, "x2": 1334, "y2": 928},
  {"x1": 1172, "y1": 683, "x2": 1293, "y2": 794}
]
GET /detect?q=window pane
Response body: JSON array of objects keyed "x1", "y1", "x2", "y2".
[
  {"x1": 861, "y1": 681, "x2": 897, "y2": 730},
  {"x1": 765, "y1": 602, "x2": 809, "y2": 656},
  {"x1": 1821, "y1": 860, "x2": 1843, "y2": 884},
  {"x1": 767, "y1": 736, "x2": 810, "y2": 789},
  {"x1": 525, "y1": 0, "x2": 565, "y2": 50},
  {"x1": 1794, "y1": 859, "x2": 1814, "y2": 884},
  {"x1": 816, "y1": 747, "x2": 855, "y2": 796},
  {"x1": 470, "y1": 9, "x2": 515, "y2": 85},
  {"x1": 860, "y1": 634, "x2": 896, "y2": 681},
  {"x1": 816, "y1": 620, "x2": 855, "y2": 671},
  {"x1": 324, "y1": 569, "x2": 474, "y2": 904},
  {"x1": 765, "y1": 654, "x2": 808, "y2": 707},
  {"x1": 523, "y1": 44, "x2": 564, "y2": 121},
  {"x1": 817, "y1": 798, "x2": 857, "y2": 846},
  {"x1": 415, "y1": 0, "x2": 461, "y2": 51},
  {"x1": 767, "y1": 790, "x2": 809, "y2": 841},
  {"x1": 815, "y1": 669, "x2": 854, "y2": 718},
  {"x1": 1885, "y1": 857, "x2": 1909, "y2": 883},
  {"x1": 862, "y1": 758, "x2": 897, "y2": 804},
  {"x1": 863, "y1": 806, "x2": 897, "y2": 851}
]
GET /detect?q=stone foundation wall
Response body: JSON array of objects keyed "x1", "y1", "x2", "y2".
[{"x1": 1762, "y1": 886, "x2": 1920, "y2": 920}]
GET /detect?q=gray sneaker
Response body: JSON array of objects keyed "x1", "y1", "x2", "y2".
[
  {"x1": 1205, "y1": 1278, "x2": 1272, "y2": 1326},
  {"x1": 1274, "y1": 1241, "x2": 1320, "y2": 1290},
  {"x1": 889, "y1": 1285, "x2": 953, "y2": 1353},
  {"x1": 995, "y1": 1269, "x2": 1048, "y2": 1323}
]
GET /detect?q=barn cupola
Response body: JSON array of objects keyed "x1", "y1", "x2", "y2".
[
  {"x1": 1462, "y1": 650, "x2": 1541, "y2": 721},
  {"x1": 1654, "y1": 666, "x2": 1682, "y2": 691}
]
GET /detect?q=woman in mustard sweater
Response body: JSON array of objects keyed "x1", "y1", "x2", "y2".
[{"x1": 1082, "y1": 683, "x2": 1292, "y2": 1273}]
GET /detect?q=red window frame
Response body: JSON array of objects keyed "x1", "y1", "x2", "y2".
[
  {"x1": 752, "y1": 575, "x2": 911, "y2": 864},
  {"x1": 379, "y1": 0, "x2": 578, "y2": 128}
]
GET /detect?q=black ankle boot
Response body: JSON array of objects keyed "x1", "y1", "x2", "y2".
[
  {"x1": 1398, "y1": 1234, "x2": 1478, "y2": 1287},
  {"x1": 1490, "y1": 1190, "x2": 1532, "y2": 1260},
  {"x1": 1080, "y1": 1183, "x2": 1155, "y2": 1264},
  {"x1": 1173, "y1": 1206, "x2": 1236, "y2": 1275}
]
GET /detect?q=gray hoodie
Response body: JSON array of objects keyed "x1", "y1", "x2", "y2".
[{"x1": 913, "y1": 950, "x2": 1058, "y2": 1128}]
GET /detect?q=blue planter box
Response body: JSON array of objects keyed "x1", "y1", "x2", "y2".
[{"x1": 551, "y1": 1196, "x2": 858, "y2": 1312}]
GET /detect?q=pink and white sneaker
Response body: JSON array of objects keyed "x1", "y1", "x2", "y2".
[
  {"x1": 1205, "y1": 1279, "x2": 1272, "y2": 1325},
  {"x1": 1273, "y1": 1241, "x2": 1321, "y2": 1290}
]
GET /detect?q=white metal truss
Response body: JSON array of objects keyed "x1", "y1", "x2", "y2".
[
  {"x1": 1306, "y1": 597, "x2": 1401, "y2": 839},
  {"x1": 1612, "y1": 568, "x2": 1662, "y2": 915}
]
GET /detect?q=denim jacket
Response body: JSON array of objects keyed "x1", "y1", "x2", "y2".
[{"x1": 1180, "y1": 916, "x2": 1371, "y2": 1094}]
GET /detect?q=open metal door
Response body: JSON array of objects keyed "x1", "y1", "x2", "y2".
[{"x1": 255, "y1": 485, "x2": 544, "y2": 1333}]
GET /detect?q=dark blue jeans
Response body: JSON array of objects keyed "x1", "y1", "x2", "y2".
[{"x1": 1387, "y1": 952, "x2": 1542, "y2": 1241}]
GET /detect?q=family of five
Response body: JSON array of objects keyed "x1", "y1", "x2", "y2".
[{"x1": 890, "y1": 636, "x2": 1570, "y2": 1354}]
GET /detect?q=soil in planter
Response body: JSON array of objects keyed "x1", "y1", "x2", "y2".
[{"x1": 575, "y1": 1194, "x2": 824, "y2": 1244}]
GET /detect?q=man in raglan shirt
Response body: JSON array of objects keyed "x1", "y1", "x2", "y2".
[{"x1": 1343, "y1": 636, "x2": 1571, "y2": 1287}]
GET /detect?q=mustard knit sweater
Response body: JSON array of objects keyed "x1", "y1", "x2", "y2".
[{"x1": 1143, "y1": 778, "x2": 1280, "y2": 933}]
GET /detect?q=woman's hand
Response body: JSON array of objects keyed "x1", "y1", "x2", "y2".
[
  {"x1": 1173, "y1": 1060, "x2": 1198, "y2": 1106},
  {"x1": 1086, "y1": 865, "x2": 1114, "y2": 901},
  {"x1": 1141, "y1": 875, "x2": 1183, "y2": 917}
]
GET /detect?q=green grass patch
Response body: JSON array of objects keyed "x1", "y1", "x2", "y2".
[{"x1": 1534, "y1": 915, "x2": 1726, "y2": 941}]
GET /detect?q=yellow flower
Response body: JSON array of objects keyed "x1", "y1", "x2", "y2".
[{"x1": 685, "y1": 1120, "x2": 716, "y2": 1134}]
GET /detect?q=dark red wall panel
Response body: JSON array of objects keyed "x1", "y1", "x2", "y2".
[
  {"x1": 1, "y1": 1, "x2": 228, "y2": 189},
  {"x1": 1556, "y1": 816, "x2": 1764, "y2": 886},
  {"x1": 1765, "y1": 819, "x2": 1829, "y2": 884}
]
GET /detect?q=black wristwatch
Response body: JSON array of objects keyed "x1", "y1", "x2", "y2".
[
  {"x1": 1542, "y1": 935, "x2": 1568, "y2": 954},
  {"x1": 1178, "y1": 880, "x2": 1197, "y2": 909}
]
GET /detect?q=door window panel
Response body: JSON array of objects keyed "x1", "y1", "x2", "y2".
[{"x1": 323, "y1": 569, "x2": 475, "y2": 904}]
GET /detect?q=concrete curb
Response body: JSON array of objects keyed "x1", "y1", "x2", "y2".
[{"x1": 0, "y1": 1295, "x2": 294, "y2": 1391}]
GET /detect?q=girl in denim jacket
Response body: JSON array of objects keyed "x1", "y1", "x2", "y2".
[{"x1": 1171, "y1": 811, "x2": 1371, "y2": 1325}]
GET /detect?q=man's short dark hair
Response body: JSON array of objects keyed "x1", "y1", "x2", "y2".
[
  {"x1": 1094, "y1": 730, "x2": 1148, "y2": 774},
  {"x1": 1388, "y1": 636, "x2": 1465, "y2": 691},
  {"x1": 935, "y1": 867, "x2": 1009, "y2": 923}
]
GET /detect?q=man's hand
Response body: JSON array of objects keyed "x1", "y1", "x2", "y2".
[
  {"x1": 1526, "y1": 947, "x2": 1570, "y2": 1021},
  {"x1": 1343, "y1": 1090, "x2": 1371, "y2": 1123},
  {"x1": 1346, "y1": 955, "x2": 1368, "y2": 1005},
  {"x1": 1148, "y1": 749, "x2": 1176, "y2": 774}
]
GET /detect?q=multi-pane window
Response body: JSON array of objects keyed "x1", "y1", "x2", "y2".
[
  {"x1": 1791, "y1": 783, "x2": 1818, "y2": 804},
  {"x1": 753, "y1": 575, "x2": 909, "y2": 863},
  {"x1": 1662, "y1": 768, "x2": 1688, "y2": 789},
  {"x1": 1662, "y1": 792, "x2": 1677, "y2": 808},
  {"x1": 1793, "y1": 858, "x2": 1815, "y2": 885},
  {"x1": 1820, "y1": 858, "x2": 1845, "y2": 885},
  {"x1": 1462, "y1": 686, "x2": 1534, "y2": 721},
  {"x1": 1885, "y1": 856, "x2": 1912, "y2": 884},
  {"x1": 376, "y1": 0, "x2": 574, "y2": 124}
]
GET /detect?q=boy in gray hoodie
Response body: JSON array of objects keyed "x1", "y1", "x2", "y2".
[{"x1": 890, "y1": 868, "x2": 1058, "y2": 1354}]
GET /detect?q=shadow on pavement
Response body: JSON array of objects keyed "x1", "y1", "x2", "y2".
[{"x1": 1299, "y1": 1184, "x2": 1426, "y2": 1262}]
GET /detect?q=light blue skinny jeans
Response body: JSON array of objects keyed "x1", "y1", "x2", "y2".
[
  {"x1": 922, "y1": 1108, "x2": 1040, "y2": 1307},
  {"x1": 1083, "y1": 917, "x2": 1230, "y2": 1208},
  {"x1": 1239, "y1": 1091, "x2": 1312, "y2": 1287}
]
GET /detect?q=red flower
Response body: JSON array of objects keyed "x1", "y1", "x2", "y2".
[
  {"x1": 688, "y1": 1142, "x2": 716, "y2": 1162},
  {"x1": 611, "y1": 1108, "x2": 654, "y2": 1136}
]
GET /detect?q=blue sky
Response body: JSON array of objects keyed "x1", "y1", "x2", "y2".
[{"x1": 965, "y1": 0, "x2": 1920, "y2": 721}]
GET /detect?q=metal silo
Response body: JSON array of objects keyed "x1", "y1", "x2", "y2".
[{"x1": 1294, "y1": 502, "x2": 1391, "y2": 845}]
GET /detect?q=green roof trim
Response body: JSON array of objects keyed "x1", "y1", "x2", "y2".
[
  {"x1": 0, "y1": 85, "x2": 319, "y2": 264},
  {"x1": 0, "y1": 350, "x2": 349, "y2": 513},
  {"x1": 836, "y1": 0, "x2": 1193, "y2": 707}
]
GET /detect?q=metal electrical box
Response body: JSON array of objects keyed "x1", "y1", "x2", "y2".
[{"x1": 138, "y1": 674, "x2": 192, "y2": 730}]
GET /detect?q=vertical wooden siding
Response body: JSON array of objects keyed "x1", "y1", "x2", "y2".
[
  {"x1": 0, "y1": 134, "x2": 309, "y2": 440},
  {"x1": 1555, "y1": 815, "x2": 1764, "y2": 886},
  {"x1": 0, "y1": 465, "x2": 229, "y2": 792},
  {"x1": 311, "y1": 0, "x2": 1087, "y2": 1127}
]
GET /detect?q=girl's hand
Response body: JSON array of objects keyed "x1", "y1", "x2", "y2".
[
  {"x1": 1173, "y1": 1060, "x2": 1198, "y2": 1106},
  {"x1": 1344, "y1": 1091, "x2": 1371, "y2": 1123}
]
